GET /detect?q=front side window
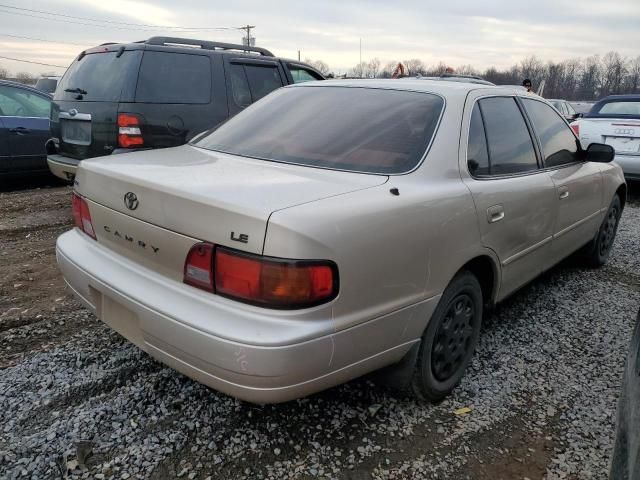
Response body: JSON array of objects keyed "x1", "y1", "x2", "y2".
[
  {"x1": 522, "y1": 99, "x2": 579, "y2": 168},
  {"x1": 244, "y1": 65, "x2": 283, "y2": 101},
  {"x1": 289, "y1": 67, "x2": 322, "y2": 83},
  {"x1": 228, "y1": 64, "x2": 252, "y2": 109},
  {"x1": 0, "y1": 86, "x2": 50, "y2": 117},
  {"x1": 478, "y1": 97, "x2": 539, "y2": 175},
  {"x1": 194, "y1": 86, "x2": 444, "y2": 174},
  {"x1": 136, "y1": 51, "x2": 211, "y2": 104}
]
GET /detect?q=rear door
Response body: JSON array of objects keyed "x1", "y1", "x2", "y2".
[
  {"x1": 461, "y1": 94, "x2": 558, "y2": 300},
  {"x1": 51, "y1": 49, "x2": 142, "y2": 159},
  {"x1": 0, "y1": 84, "x2": 50, "y2": 173},
  {"x1": 223, "y1": 57, "x2": 285, "y2": 116},
  {"x1": 521, "y1": 97, "x2": 604, "y2": 263},
  {"x1": 0, "y1": 117, "x2": 9, "y2": 173},
  {"x1": 119, "y1": 49, "x2": 228, "y2": 147}
]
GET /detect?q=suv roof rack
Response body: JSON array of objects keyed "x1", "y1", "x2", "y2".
[
  {"x1": 145, "y1": 37, "x2": 274, "y2": 57},
  {"x1": 439, "y1": 73, "x2": 483, "y2": 80}
]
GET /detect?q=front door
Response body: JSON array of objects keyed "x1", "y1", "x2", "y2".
[
  {"x1": 520, "y1": 98, "x2": 604, "y2": 265},
  {"x1": 0, "y1": 85, "x2": 50, "y2": 173},
  {"x1": 461, "y1": 95, "x2": 557, "y2": 300}
]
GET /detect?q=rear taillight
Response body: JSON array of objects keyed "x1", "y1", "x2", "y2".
[
  {"x1": 570, "y1": 123, "x2": 579, "y2": 136},
  {"x1": 183, "y1": 243, "x2": 215, "y2": 292},
  {"x1": 118, "y1": 113, "x2": 144, "y2": 148},
  {"x1": 183, "y1": 243, "x2": 338, "y2": 309},
  {"x1": 71, "y1": 193, "x2": 96, "y2": 240}
]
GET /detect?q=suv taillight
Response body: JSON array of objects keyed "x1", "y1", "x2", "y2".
[
  {"x1": 118, "y1": 113, "x2": 144, "y2": 148},
  {"x1": 570, "y1": 123, "x2": 579, "y2": 136},
  {"x1": 183, "y1": 243, "x2": 338, "y2": 309},
  {"x1": 72, "y1": 193, "x2": 96, "y2": 240}
]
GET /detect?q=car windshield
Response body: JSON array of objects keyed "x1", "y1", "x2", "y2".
[
  {"x1": 590, "y1": 100, "x2": 640, "y2": 117},
  {"x1": 194, "y1": 86, "x2": 444, "y2": 174}
]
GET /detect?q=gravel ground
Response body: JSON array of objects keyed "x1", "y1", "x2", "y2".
[{"x1": 0, "y1": 179, "x2": 638, "y2": 480}]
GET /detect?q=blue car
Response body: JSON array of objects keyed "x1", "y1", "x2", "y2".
[{"x1": 0, "y1": 80, "x2": 52, "y2": 177}]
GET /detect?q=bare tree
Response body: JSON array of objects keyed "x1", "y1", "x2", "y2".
[
  {"x1": 15, "y1": 72, "x2": 35, "y2": 85},
  {"x1": 364, "y1": 58, "x2": 381, "y2": 78},
  {"x1": 304, "y1": 58, "x2": 330, "y2": 76},
  {"x1": 559, "y1": 59, "x2": 581, "y2": 100},
  {"x1": 601, "y1": 51, "x2": 627, "y2": 96},
  {"x1": 348, "y1": 62, "x2": 367, "y2": 78},
  {"x1": 0, "y1": 65, "x2": 8, "y2": 79},
  {"x1": 456, "y1": 64, "x2": 479, "y2": 76},
  {"x1": 380, "y1": 60, "x2": 400, "y2": 78},
  {"x1": 577, "y1": 55, "x2": 601, "y2": 100},
  {"x1": 402, "y1": 58, "x2": 426, "y2": 76},
  {"x1": 520, "y1": 56, "x2": 545, "y2": 85},
  {"x1": 623, "y1": 56, "x2": 640, "y2": 94}
]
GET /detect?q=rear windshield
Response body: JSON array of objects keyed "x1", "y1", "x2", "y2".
[
  {"x1": 194, "y1": 86, "x2": 444, "y2": 174},
  {"x1": 588, "y1": 100, "x2": 640, "y2": 118},
  {"x1": 54, "y1": 51, "x2": 141, "y2": 102}
]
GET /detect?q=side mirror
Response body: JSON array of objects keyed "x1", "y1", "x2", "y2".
[
  {"x1": 572, "y1": 112, "x2": 582, "y2": 120},
  {"x1": 585, "y1": 143, "x2": 615, "y2": 163}
]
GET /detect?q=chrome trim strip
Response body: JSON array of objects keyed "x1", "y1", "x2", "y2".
[
  {"x1": 60, "y1": 111, "x2": 92, "y2": 121},
  {"x1": 502, "y1": 236, "x2": 553, "y2": 266},
  {"x1": 553, "y1": 210, "x2": 602, "y2": 240}
]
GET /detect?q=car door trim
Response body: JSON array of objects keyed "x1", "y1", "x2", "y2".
[
  {"x1": 59, "y1": 111, "x2": 92, "y2": 121},
  {"x1": 501, "y1": 235, "x2": 553, "y2": 266},
  {"x1": 553, "y1": 208, "x2": 605, "y2": 240}
]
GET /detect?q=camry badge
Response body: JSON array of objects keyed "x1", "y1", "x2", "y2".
[{"x1": 124, "y1": 192, "x2": 139, "y2": 210}]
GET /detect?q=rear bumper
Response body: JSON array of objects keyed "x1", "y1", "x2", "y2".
[
  {"x1": 56, "y1": 229, "x2": 433, "y2": 403},
  {"x1": 47, "y1": 155, "x2": 80, "y2": 180},
  {"x1": 615, "y1": 154, "x2": 640, "y2": 180}
]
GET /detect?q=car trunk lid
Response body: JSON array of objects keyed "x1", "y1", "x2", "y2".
[
  {"x1": 580, "y1": 117, "x2": 640, "y2": 156},
  {"x1": 75, "y1": 145, "x2": 388, "y2": 263}
]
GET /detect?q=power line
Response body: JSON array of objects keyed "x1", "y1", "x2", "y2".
[
  {"x1": 0, "y1": 3, "x2": 243, "y2": 31},
  {"x1": 0, "y1": 55, "x2": 68, "y2": 69},
  {"x1": 0, "y1": 33, "x2": 89, "y2": 46}
]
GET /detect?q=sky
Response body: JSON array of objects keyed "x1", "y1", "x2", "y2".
[{"x1": 0, "y1": 0, "x2": 639, "y2": 76}]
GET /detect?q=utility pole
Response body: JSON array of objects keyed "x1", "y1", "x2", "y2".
[
  {"x1": 359, "y1": 38, "x2": 362, "y2": 78},
  {"x1": 241, "y1": 24, "x2": 255, "y2": 48}
]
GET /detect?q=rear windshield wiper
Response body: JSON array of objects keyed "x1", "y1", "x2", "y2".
[{"x1": 64, "y1": 87, "x2": 87, "y2": 95}]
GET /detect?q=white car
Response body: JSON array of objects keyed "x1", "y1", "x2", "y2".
[{"x1": 572, "y1": 95, "x2": 640, "y2": 180}]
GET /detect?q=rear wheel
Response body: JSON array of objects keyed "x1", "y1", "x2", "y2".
[
  {"x1": 412, "y1": 271, "x2": 483, "y2": 402},
  {"x1": 583, "y1": 195, "x2": 621, "y2": 267}
]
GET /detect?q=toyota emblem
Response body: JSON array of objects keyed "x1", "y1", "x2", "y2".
[
  {"x1": 68, "y1": 109, "x2": 78, "y2": 117},
  {"x1": 124, "y1": 192, "x2": 139, "y2": 210}
]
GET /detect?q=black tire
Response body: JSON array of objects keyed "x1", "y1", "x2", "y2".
[
  {"x1": 583, "y1": 195, "x2": 622, "y2": 268},
  {"x1": 411, "y1": 271, "x2": 483, "y2": 402}
]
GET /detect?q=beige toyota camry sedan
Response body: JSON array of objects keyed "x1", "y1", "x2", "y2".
[{"x1": 57, "y1": 80, "x2": 626, "y2": 404}]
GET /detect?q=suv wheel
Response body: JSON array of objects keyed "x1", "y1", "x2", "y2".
[
  {"x1": 583, "y1": 194, "x2": 622, "y2": 267},
  {"x1": 412, "y1": 271, "x2": 483, "y2": 402}
]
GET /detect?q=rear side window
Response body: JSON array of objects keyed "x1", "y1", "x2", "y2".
[
  {"x1": 55, "y1": 51, "x2": 141, "y2": 102},
  {"x1": 522, "y1": 99, "x2": 579, "y2": 168},
  {"x1": 244, "y1": 65, "x2": 283, "y2": 101},
  {"x1": 194, "y1": 86, "x2": 444, "y2": 174},
  {"x1": 467, "y1": 104, "x2": 490, "y2": 176},
  {"x1": 229, "y1": 64, "x2": 252, "y2": 108},
  {"x1": 478, "y1": 97, "x2": 538, "y2": 175},
  {"x1": 136, "y1": 51, "x2": 211, "y2": 104}
]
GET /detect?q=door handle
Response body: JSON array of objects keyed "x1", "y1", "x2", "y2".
[
  {"x1": 487, "y1": 205, "x2": 505, "y2": 224},
  {"x1": 9, "y1": 127, "x2": 31, "y2": 135},
  {"x1": 558, "y1": 187, "x2": 570, "y2": 200}
]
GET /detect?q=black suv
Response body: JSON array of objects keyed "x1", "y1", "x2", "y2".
[{"x1": 47, "y1": 37, "x2": 325, "y2": 180}]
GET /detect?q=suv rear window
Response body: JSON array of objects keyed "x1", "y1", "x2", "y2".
[
  {"x1": 596, "y1": 101, "x2": 640, "y2": 116},
  {"x1": 136, "y1": 51, "x2": 211, "y2": 104},
  {"x1": 194, "y1": 86, "x2": 444, "y2": 174},
  {"x1": 54, "y1": 51, "x2": 141, "y2": 102}
]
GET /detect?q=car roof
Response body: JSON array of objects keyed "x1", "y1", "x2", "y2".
[
  {"x1": 0, "y1": 79, "x2": 52, "y2": 96},
  {"x1": 291, "y1": 78, "x2": 523, "y2": 98}
]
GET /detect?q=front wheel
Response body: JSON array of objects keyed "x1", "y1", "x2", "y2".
[
  {"x1": 411, "y1": 271, "x2": 483, "y2": 402},
  {"x1": 583, "y1": 195, "x2": 622, "y2": 267}
]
